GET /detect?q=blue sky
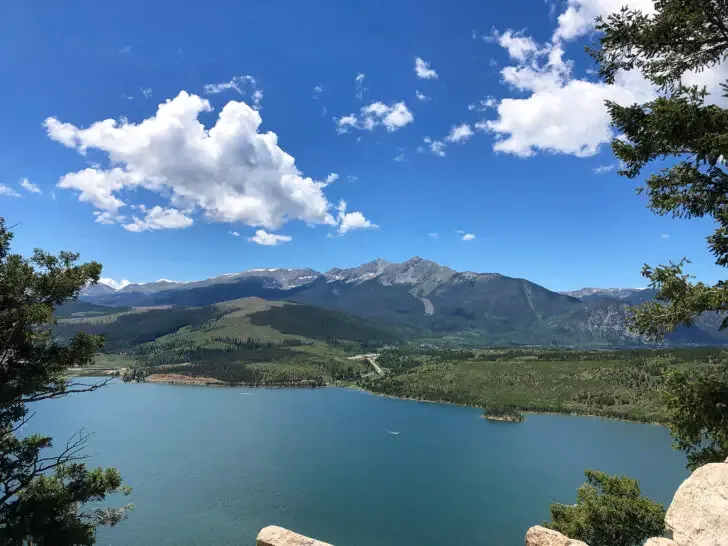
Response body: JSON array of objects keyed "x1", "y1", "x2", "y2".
[{"x1": 1, "y1": 0, "x2": 725, "y2": 291}]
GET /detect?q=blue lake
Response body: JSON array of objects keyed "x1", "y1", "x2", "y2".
[{"x1": 29, "y1": 381, "x2": 689, "y2": 545}]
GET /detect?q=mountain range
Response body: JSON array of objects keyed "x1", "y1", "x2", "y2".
[{"x1": 78, "y1": 257, "x2": 727, "y2": 347}]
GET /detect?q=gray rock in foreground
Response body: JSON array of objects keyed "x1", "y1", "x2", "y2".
[
  {"x1": 256, "y1": 525, "x2": 333, "y2": 546},
  {"x1": 664, "y1": 458, "x2": 728, "y2": 546},
  {"x1": 525, "y1": 525, "x2": 588, "y2": 545}
]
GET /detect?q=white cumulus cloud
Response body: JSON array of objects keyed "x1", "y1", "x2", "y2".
[
  {"x1": 554, "y1": 0, "x2": 655, "y2": 42},
  {"x1": 100, "y1": 277, "x2": 131, "y2": 290},
  {"x1": 336, "y1": 114, "x2": 359, "y2": 134},
  {"x1": 338, "y1": 212, "x2": 377, "y2": 234},
  {"x1": 493, "y1": 30, "x2": 542, "y2": 62},
  {"x1": 415, "y1": 57, "x2": 438, "y2": 79},
  {"x1": 123, "y1": 206, "x2": 193, "y2": 232},
  {"x1": 446, "y1": 124, "x2": 474, "y2": 143},
  {"x1": 336, "y1": 101, "x2": 414, "y2": 133},
  {"x1": 229, "y1": 230, "x2": 240, "y2": 237},
  {"x1": 336, "y1": 199, "x2": 378, "y2": 234},
  {"x1": 248, "y1": 229, "x2": 292, "y2": 246},
  {"x1": 485, "y1": 41, "x2": 655, "y2": 157},
  {"x1": 462, "y1": 233, "x2": 476, "y2": 241},
  {"x1": 484, "y1": 1, "x2": 727, "y2": 158},
  {"x1": 45, "y1": 91, "x2": 365, "y2": 233},
  {"x1": 416, "y1": 90, "x2": 429, "y2": 101},
  {"x1": 20, "y1": 178, "x2": 41, "y2": 194}
]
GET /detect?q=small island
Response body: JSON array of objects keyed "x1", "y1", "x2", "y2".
[{"x1": 482, "y1": 405, "x2": 525, "y2": 423}]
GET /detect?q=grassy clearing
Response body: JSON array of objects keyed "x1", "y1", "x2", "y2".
[
  {"x1": 66, "y1": 353, "x2": 136, "y2": 377},
  {"x1": 57, "y1": 298, "x2": 379, "y2": 386}
]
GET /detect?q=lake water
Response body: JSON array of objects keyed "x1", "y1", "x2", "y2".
[{"x1": 28, "y1": 381, "x2": 689, "y2": 545}]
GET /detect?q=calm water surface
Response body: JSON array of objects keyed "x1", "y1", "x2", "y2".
[{"x1": 29, "y1": 381, "x2": 688, "y2": 545}]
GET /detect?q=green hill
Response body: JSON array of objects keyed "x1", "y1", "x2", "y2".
[{"x1": 58, "y1": 298, "x2": 395, "y2": 385}]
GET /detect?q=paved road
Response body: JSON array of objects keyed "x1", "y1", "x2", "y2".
[
  {"x1": 348, "y1": 353, "x2": 383, "y2": 376},
  {"x1": 365, "y1": 357, "x2": 384, "y2": 376}
]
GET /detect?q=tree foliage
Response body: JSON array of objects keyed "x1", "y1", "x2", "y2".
[
  {"x1": 592, "y1": 0, "x2": 728, "y2": 468},
  {"x1": 663, "y1": 366, "x2": 728, "y2": 470},
  {"x1": 590, "y1": 1, "x2": 728, "y2": 338},
  {"x1": 546, "y1": 470, "x2": 666, "y2": 546},
  {"x1": 0, "y1": 218, "x2": 130, "y2": 544}
]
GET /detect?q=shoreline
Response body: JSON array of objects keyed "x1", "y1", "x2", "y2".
[
  {"x1": 122, "y1": 376, "x2": 664, "y2": 426},
  {"x1": 129, "y1": 374, "x2": 331, "y2": 389},
  {"x1": 481, "y1": 414, "x2": 523, "y2": 423},
  {"x1": 350, "y1": 387, "x2": 664, "y2": 426}
]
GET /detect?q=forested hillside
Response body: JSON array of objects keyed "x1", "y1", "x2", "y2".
[
  {"x1": 58, "y1": 298, "x2": 394, "y2": 385},
  {"x1": 360, "y1": 347, "x2": 728, "y2": 423}
]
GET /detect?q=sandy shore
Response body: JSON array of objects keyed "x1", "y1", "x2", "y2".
[
  {"x1": 482, "y1": 414, "x2": 523, "y2": 423},
  {"x1": 145, "y1": 373, "x2": 223, "y2": 385}
]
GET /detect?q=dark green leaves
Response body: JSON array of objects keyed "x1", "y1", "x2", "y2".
[
  {"x1": 664, "y1": 366, "x2": 728, "y2": 470},
  {"x1": 0, "y1": 217, "x2": 129, "y2": 544},
  {"x1": 546, "y1": 470, "x2": 666, "y2": 546}
]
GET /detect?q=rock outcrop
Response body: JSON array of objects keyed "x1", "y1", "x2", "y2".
[
  {"x1": 256, "y1": 526, "x2": 332, "y2": 546},
  {"x1": 662, "y1": 458, "x2": 728, "y2": 546},
  {"x1": 525, "y1": 526, "x2": 588, "y2": 545}
]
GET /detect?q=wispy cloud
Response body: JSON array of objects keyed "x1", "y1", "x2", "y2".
[
  {"x1": 204, "y1": 75, "x2": 256, "y2": 96},
  {"x1": 336, "y1": 101, "x2": 414, "y2": 134},
  {"x1": 461, "y1": 233, "x2": 476, "y2": 241},
  {"x1": 660, "y1": 234, "x2": 670, "y2": 239},
  {"x1": 20, "y1": 178, "x2": 41, "y2": 194},
  {"x1": 428, "y1": 232, "x2": 439, "y2": 239},
  {"x1": 445, "y1": 124, "x2": 474, "y2": 143},
  {"x1": 423, "y1": 137, "x2": 446, "y2": 157},
  {"x1": 229, "y1": 230, "x2": 240, "y2": 237},
  {"x1": 119, "y1": 46, "x2": 131, "y2": 54},
  {"x1": 249, "y1": 229, "x2": 292, "y2": 246},
  {"x1": 468, "y1": 96, "x2": 497, "y2": 111},
  {"x1": 355, "y1": 73, "x2": 367, "y2": 99},
  {"x1": 593, "y1": 164, "x2": 615, "y2": 174},
  {"x1": 415, "y1": 57, "x2": 438, "y2": 79},
  {"x1": 0, "y1": 184, "x2": 21, "y2": 197}
]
